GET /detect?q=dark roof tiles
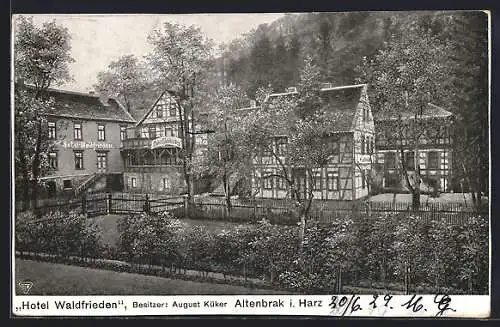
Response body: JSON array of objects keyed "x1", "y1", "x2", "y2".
[{"x1": 21, "y1": 85, "x2": 136, "y2": 123}]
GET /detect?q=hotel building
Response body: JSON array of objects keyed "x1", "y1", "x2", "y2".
[
  {"x1": 121, "y1": 90, "x2": 208, "y2": 194},
  {"x1": 26, "y1": 86, "x2": 136, "y2": 196}
]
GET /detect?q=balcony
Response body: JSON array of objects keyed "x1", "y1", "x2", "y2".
[
  {"x1": 121, "y1": 138, "x2": 153, "y2": 149},
  {"x1": 122, "y1": 136, "x2": 183, "y2": 150}
]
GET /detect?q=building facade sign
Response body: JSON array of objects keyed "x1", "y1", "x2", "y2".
[
  {"x1": 151, "y1": 136, "x2": 183, "y2": 149},
  {"x1": 57, "y1": 140, "x2": 114, "y2": 150}
]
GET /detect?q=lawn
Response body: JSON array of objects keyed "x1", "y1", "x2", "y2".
[
  {"x1": 15, "y1": 259, "x2": 289, "y2": 295},
  {"x1": 88, "y1": 214, "x2": 245, "y2": 247}
]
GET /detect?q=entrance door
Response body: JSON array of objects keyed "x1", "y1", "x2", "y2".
[{"x1": 97, "y1": 152, "x2": 108, "y2": 173}]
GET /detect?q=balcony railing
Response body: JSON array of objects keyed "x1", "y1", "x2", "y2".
[{"x1": 121, "y1": 138, "x2": 153, "y2": 149}]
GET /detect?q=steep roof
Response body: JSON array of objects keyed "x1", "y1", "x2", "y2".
[
  {"x1": 320, "y1": 84, "x2": 366, "y2": 132},
  {"x1": 259, "y1": 83, "x2": 367, "y2": 133},
  {"x1": 374, "y1": 103, "x2": 453, "y2": 121},
  {"x1": 21, "y1": 85, "x2": 136, "y2": 123}
]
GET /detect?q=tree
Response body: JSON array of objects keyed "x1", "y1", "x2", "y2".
[
  {"x1": 192, "y1": 84, "x2": 250, "y2": 214},
  {"x1": 146, "y1": 22, "x2": 214, "y2": 201},
  {"x1": 444, "y1": 13, "x2": 488, "y2": 209},
  {"x1": 14, "y1": 16, "x2": 74, "y2": 207},
  {"x1": 238, "y1": 57, "x2": 341, "y2": 256},
  {"x1": 94, "y1": 54, "x2": 151, "y2": 113},
  {"x1": 248, "y1": 27, "x2": 274, "y2": 96},
  {"x1": 270, "y1": 33, "x2": 288, "y2": 92},
  {"x1": 357, "y1": 20, "x2": 452, "y2": 210}
]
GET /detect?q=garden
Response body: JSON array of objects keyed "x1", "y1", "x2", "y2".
[{"x1": 15, "y1": 209, "x2": 489, "y2": 295}]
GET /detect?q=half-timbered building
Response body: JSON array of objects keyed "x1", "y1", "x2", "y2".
[
  {"x1": 120, "y1": 90, "x2": 208, "y2": 194},
  {"x1": 373, "y1": 103, "x2": 453, "y2": 192},
  {"x1": 247, "y1": 83, "x2": 375, "y2": 201}
]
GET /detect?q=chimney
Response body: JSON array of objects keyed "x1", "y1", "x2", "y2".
[{"x1": 98, "y1": 90, "x2": 110, "y2": 106}]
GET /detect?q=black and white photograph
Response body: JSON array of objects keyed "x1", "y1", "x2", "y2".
[{"x1": 11, "y1": 11, "x2": 490, "y2": 317}]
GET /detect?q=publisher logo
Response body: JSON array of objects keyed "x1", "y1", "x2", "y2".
[{"x1": 18, "y1": 281, "x2": 33, "y2": 295}]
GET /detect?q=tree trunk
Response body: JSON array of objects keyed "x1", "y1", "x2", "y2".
[
  {"x1": 18, "y1": 141, "x2": 30, "y2": 210},
  {"x1": 411, "y1": 191, "x2": 420, "y2": 211},
  {"x1": 31, "y1": 119, "x2": 43, "y2": 210},
  {"x1": 298, "y1": 213, "x2": 306, "y2": 259}
]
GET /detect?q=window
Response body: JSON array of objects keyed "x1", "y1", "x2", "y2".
[
  {"x1": 313, "y1": 171, "x2": 322, "y2": 191},
  {"x1": 427, "y1": 151, "x2": 439, "y2": 170},
  {"x1": 48, "y1": 121, "x2": 56, "y2": 139},
  {"x1": 385, "y1": 152, "x2": 396, "y2": 170},
  {"x1": 149, "y1": 126, "x2": 157, "y2": 139},
  {"x1": 74, "y1": 151, "x2": 84, "y2": 169},
  {"x1": 169, "y1": 103, "x2": 177, "y2": 117},
  {"x1": 120, "y1": 126, "x2": 127, "y2": 141},
  {"x1": 405, "y1": 151, "x2": 415, "y2": 171},
  {"x1": 97, "y1": 124, "x2": 105, "y2": 141},
  {"x1": 63, "y1": 179, "x2": 72, "y2": 189},
  {"x1": 165, "y1": 127, "x2": 172, "y2": 137},
  {"x1": 385, "y1": 174, "x2": 398, "y2": 188},
  {"x1": 275, "y1": 137, "x2": 287, "y2": 156},
  {"x1": 96, "y1": 152, "x2": 107, "y2": 170},
  {"x1": 262, "y1": 173, "x2": 273, "y2": 190},
  {"x1": 74, "y1": 122, "x2": 82, "y2": 140},
  {"x1": 361, "y1": 135, "x2": 365, "y2": 154},
  {"x1": 163, "y1": 178, "x2": 169, "y2": 189},
  {"x1": 141, "y1": 127, "x2": 149, "y2": 139},
  {"x1": 156, "y1": 105, "x2": 163, "y2": 118},
  {"x1": 48, "y1": 151, "x2": 58, "y2": 170},
  {"x1": 157, "y1": 125, "x2": 164, "y2": 137},
  {"x1": 131, "y1": 177, "x2": 137, "y2": 188},
  {"x1": 327, "y1": 172, "x2": 339, "y2": 191},
  {"x1": 276, "y1": 177, "x2": 286, "y2": 190}
]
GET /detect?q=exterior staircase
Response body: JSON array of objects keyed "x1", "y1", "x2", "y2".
[{"x1": 74, "y1": 173, "x2": 101, "y2": 197}]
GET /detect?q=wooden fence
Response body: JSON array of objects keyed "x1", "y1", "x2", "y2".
[
  {"x1": 15, "y1": 193, "x2": 488, "y2": 225},
  {"x1": 186, "y1": 196, "x2": 488, "y2": 225},
  {"x1": 15, "y1": 192, "x2": 185, "y2": 218}
]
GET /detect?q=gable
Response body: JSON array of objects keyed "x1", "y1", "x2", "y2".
[
  {"x1": 136, "y1": 91, "x2": 182, "y2": 127},
  {"x1": 350, "y1": 85, "x2": 375, "y2": 133}
]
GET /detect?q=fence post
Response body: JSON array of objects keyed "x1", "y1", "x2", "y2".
[
  {"x1": 106, "y1": 192, "x2": 112, "y2": 215},
  {"x1": 81, "y1": 193, "x2": 87, "y2": 215}
]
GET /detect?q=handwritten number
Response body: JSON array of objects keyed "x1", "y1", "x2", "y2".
[
  {"x1": 383, "y1": 294, "x2": 393, "y2": 307},
  {"x1": 369, "y1": 295, "x2": 378, "y2": 309},
  {"x1": 329, "y1": 296, "x2": 337, "y2": 309},
  {"x1": 401, "y1": 294, "x2": 425, "y2": 312}
]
